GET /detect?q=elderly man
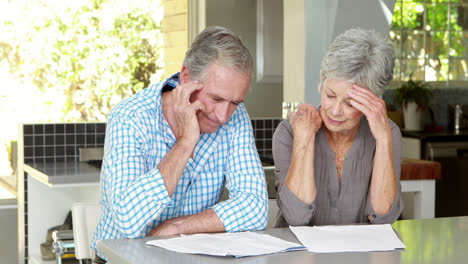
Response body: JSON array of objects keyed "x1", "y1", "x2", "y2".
[{"x1": 91, "y1": 26, "x2": 268, "y2": 263}]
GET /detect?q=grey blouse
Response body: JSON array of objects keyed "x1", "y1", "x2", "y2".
[{"x1": 272, "y1": 116, "x2": 404, "y2": 227}]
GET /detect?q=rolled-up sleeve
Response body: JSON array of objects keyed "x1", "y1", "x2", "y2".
[
  {"x1": 366, "y1": 121, "x2": 404, "y2": 224},
  {"x1": 103, "y1": 115, "x2": 172, "y2": 238},
  {"x1": 211, "y1": 106, "x2": 268, "y2": 231}
]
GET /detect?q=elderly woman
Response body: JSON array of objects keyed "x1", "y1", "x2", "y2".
[{"x1": 273, "y1": 28, "x2": 403, "y2": 227}]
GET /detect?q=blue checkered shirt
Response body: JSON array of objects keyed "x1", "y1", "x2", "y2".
[{"x1": 91, "y1": 73, "x2": 268, "y2": 251}]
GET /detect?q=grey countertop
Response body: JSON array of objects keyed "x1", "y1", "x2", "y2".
[
  {"x1": 98, "y1": 216, "x2": 468, "y2": 264},
  {"x1": 402, "y1": 130, "x2": 468, "y2": 142},
  {"x1": 24, "y1": 161, "x2": 101, "y2": 185},
  {"x1": 22, "y1": 161, "x2": 275, "y2": 193}
]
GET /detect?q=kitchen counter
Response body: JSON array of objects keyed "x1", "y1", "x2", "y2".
[
  {"x1": 401, "y1": 158, "x2": 441, "y2": 180},
  {"x1": 24, "y1": 161, "x2": 101, "y2": 186},
  {"x1": 98, "y1": 216, "x2": 468, "y2": 264},
  {"x1": 402, "y1": 130, "x2": 468, "y2": 142}
]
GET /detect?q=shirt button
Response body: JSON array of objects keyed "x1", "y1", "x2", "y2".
[{"x1": 308, "y1": 205, "x2": 314, "y2": 210}]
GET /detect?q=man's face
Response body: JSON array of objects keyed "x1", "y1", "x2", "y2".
[{"x1": 181, "y1": 61, "x2": 251, "y2": 133}]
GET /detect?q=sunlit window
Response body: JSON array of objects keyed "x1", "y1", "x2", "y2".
[
  {"x1": 0, "y1": 0, "x2": 164, "y2": 177},
  {"x1": 391, "y1": 0, "x2": 468, "y2": 83}
]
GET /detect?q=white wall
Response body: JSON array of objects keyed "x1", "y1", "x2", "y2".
[
  {"x1": 285, "y1": 0, "x2": 396, "y2": 106},
  {"x1": 0, "y1": 202, "x2": 18, "y2": 264},
  {"x1": 205, "y1": 0, "x2": 283, "y2": 118},
  {"x1": 203, "y1": 0, "x2": 396, "y2": 115}
]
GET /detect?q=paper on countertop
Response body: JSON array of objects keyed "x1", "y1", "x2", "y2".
[
  {"x1": 146, "y1": 231, "x2": 306, "y2": 257},
  {"x1": 290, "y1": 224, "x2": 406, "y2": 253}
]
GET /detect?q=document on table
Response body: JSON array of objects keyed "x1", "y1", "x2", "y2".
[
  {"x1": 146, "y1": 231, "x2": 306, "y2": 257},
  {"x1": 290, "y1": 224, "x2": 406, "y2": 253}
]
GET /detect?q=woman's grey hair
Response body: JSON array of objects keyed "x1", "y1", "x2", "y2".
[
  {"x1": 318, "y1": 28, "x2": 395, "y2": 97},
  {"x1": 183, "y1": 26, "x2": 253, "y2": 79}
]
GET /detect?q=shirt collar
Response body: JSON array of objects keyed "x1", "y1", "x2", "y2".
[
  {"x1": 157, "y1": 73, "x2": 181, "y2": 146},
  {"x1": 161, "y1": 72, "x2": 180, "y2": 93}
]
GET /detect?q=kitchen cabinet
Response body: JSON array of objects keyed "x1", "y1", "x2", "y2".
[
  {"x1": 402, "y1": 130, "x2": 468, "y2": 218},
  {"x1": 17, "y1": 122, "x2": 106, "y2": 264},
  {"x1": 0, "y1": 192, "x2": 17, "y2": 264},
  {"x1": 24, "y1": 162, "x2": 100, "y2": 264}
]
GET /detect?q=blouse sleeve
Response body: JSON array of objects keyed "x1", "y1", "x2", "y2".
[
  {"x1": 273, "y1": 120, "x2": 316, "y2": 226},
  {"x1": 366, "y1": 119, "x2": 405, "y2": 224}
]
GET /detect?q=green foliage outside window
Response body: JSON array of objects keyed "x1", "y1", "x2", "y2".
[
  {"x1": 391, "y1": 0, "x2": 468, "y2": 82},
  {"x1": 0, "y1": 0, "x2": 163, "y2": 122},
  {"x1": 0, "y1": 0, "x2": 163, "y2": 176}
]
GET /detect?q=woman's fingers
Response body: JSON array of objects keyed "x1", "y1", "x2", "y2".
[
  {"x1": 347, "y1": 86, "x2": 378, "y2": 109},
  {"x1": 349, "y1": 98, "x2": 371, "y2": 117}
]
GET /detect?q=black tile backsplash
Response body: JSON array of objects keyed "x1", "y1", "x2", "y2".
[
  {"x1": 23, "y1": 119, "x2": 280, "y2": 164},
  {"x1": 33, "y1": 124, "x2": 44, "y2": 134},
  {"x1": 252, "y1": 118, "x2": 282, "y2": 165},
  {"x1": 34, "y1": 136, "x2": 43, "y2": 145},
  {"x1": 55, "y1": 135, "x2": 65, "y2": 145},
  {"x1": 23, "y1": 122, "x2": 107, "y2": 163},
  {"x1": 97, "y1": 123, "x2": 106, "y2": 133},
  {"x1": 44, "y1": 124, "x2": 54, "y2": 134},
  {"x1": 45, "y1": 135, "x2": 54, "y2": 145},
  {"x1": 86, "y1": 123, "x2": 96, "y2": 133},
  {"x1": 24, "y1": 125, "x2": 33, "y2": 135},
  {"x1": 55, "y1": 124, "x2": 65, "y2": 134},
  {"x1": 76, "y1": 124, "x2": 85, "y2": 134},
  {"x1": 24, "y1": 136, "x2": 33, "y2": 146}
]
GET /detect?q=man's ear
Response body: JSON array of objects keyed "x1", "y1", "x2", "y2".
[{"x1": 179, "y1": 66, "x2": 191, "y2": 84}]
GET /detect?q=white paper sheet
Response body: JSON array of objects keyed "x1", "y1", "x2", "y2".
[
  {"x1": 146, "y1": 231, "x2": 305, "y2": 257},
  {"x1": 290, "y1": 224, "x2": 406, "y2": 253}
]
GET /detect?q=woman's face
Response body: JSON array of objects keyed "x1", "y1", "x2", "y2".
[{"x1": 320, "y1": 79, "x2": 363, "y2": 133}]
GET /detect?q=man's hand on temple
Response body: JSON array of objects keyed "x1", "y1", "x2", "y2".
[{"x1": 170, "y1": 80, "x2": 204, "y2": 146}]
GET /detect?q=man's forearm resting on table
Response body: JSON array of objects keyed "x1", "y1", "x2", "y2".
[{"x1": 147, "y1": 209, "x2": 225, "y2": 236}]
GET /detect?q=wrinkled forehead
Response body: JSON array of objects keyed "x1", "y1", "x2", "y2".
[{"x1": 323, "y1": 78, "x2": 354, "y2": 90}]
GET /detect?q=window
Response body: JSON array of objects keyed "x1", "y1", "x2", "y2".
[
  {"x1": 391, "y1": 0, "x2": 468, "y2": 83},
  {"x1": 0, "y1": 0, "x2": 163, "y2": 179}
]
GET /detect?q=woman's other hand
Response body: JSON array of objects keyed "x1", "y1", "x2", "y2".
[{"x1": 290, "y1": 103, "x2": 322, "y2": 144}]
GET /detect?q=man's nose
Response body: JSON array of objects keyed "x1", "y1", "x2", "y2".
[{"x1": 215, "y1": 103, "x2": 230, "y2": 124}]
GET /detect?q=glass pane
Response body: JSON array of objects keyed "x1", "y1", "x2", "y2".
[
  {"x1": 452, "y1": 4, "x2": 468, "y2": 32},
  {"x1": 401, "y1": 30, "x2": 425, "y2": 58},
  {"x1": 449, "y1": 58, "x2": 468, "y2": 80},
  {"x1": 427, "y1": 31, "x2": 449, "y2": 58},
  {"x1": 392, "y1": 2, "x2": 401, "y2": 29},
  {"x1": 426, "y1": 3, "x2": 449, "y2": 30},
  {"x1": 393, "y1": 59, "x2": 402, "y2": 81},
  {"x1": 401, "y1": 58, "x2": 425, "y2": 81},
  {"x1": 425, "y1": 58, "x2": 446, "y2": 81},
  {"x1": 450, "y1": 31, "x2": 468, "y2": 58},
  {"x1": 398, "y1": 2, "x2": 425, "y2": 29},
  {"x1": 389, "y1": 30, "x2": 402, "y2": 58},
  {"x1": 429, "y1": 0, "x2": 452, "y2": 2}
]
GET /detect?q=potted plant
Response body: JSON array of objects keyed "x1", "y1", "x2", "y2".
[{"x1": 394, "y1": 74, "x2": 433, "y2": 131}]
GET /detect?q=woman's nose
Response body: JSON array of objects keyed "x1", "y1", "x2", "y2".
[{"x1": 331, "y1": 103, "x2": 342, "y2": 116}]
